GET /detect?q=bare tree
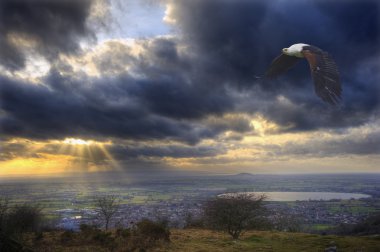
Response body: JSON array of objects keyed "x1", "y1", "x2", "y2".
[
  {"x1": 204, "y1": 193, "x2": 267, "y2": 240},
  {"x1": 94, "y1": 195, "x2": 120, "y2": 230}
]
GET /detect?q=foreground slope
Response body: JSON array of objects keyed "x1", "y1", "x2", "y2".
[
  {"x1": 162, "y1": 229, "x2": 379, "y2": 252},
  {"x1": 28, "y1": 229, "x2": 380, "y2": 252}
]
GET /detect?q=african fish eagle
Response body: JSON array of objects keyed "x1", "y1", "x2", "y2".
[{"x1": 265, "y1": 43, "x2": 341, "y2": 105}]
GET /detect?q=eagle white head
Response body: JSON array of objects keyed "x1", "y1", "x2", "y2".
[{"x1": 282, "y1": 43, "x2": 310, "y2": 58}]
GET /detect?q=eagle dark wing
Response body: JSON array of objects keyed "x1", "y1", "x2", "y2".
[
  {"x1": 265, "y1": 53, "x2": 301, "y2": 78},
  {"x1": 302, "y1": 46, "x2": 341, "y2": 105}
]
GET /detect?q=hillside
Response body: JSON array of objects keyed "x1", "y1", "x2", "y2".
[{"x1": 22, "y1": 229, "x2": 380, "y2": 252}]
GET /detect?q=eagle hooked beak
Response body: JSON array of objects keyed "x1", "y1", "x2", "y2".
[{"x1": 282, "y1": 48, "x2": 288, "y2": 53}]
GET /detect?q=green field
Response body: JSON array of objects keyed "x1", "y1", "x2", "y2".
[{"x1": 311, "y1": 224, "x2": 333, "y2": 231}]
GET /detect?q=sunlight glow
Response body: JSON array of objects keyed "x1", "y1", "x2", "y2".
[
  {"x1": 0, "y1": 137, "x2": 120, "y2": 176},
  {"x1": 0, "y1": 154, "x2": 75, "y2": 176},
  {"x1": 63, "y1": 138, "x2": 92, "y2": 145},
  {"x1": 60, "y1": 138, "x2": 120, "y2": 170},
  {"x1": 250, "y1": 115, "x2": 281, "y2": 136}
]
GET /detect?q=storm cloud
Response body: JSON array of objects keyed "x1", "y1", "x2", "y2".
[
  {"x1": 268, "y1": 124, "x2": 380, "y2": 158},
  {"x1": 0, "y1": 63, "x2": 239, "y2": 144},
  {"x1": 0, "y1": 0, "x2": 94, "y2": 70},
  {"x1": 167, "y1": 0, "x2": 380, "y2": 130},
  {"x1": 1, "y1": 0, "x2": 379, "y2": 164}
]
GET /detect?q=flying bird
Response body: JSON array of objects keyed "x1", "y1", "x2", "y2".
[{"x1": 266, "y1": 43, "x2": 341, "y2": 105}]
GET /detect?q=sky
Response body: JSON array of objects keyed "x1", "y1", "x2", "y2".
[{"x1": 0, "y1": 0, "x2": 379, "y2": 177}]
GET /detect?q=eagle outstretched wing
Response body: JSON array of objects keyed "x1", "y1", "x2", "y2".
[
  {"x1": 265, "y1": 53, "x2": 301, "y2": 78},
  {"x1": 301, "y1": 46, "x2": 341, "y2": 105}
]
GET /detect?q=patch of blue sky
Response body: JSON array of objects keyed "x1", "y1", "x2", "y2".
[{"x1": 98, "y1": 0, "x2": 172, "y2": 42}]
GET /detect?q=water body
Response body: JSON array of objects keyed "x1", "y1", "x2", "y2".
[{"x1": 220, "y1": 192, "x2": 371, "y2": 202}]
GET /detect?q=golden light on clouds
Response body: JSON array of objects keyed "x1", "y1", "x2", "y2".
[
  {"x1": 57, "y1": 39, "x2": 142, "y2": 78},
  {"x1": 163, "y1": 3, "x2": 176, "y2": 24},
  {"x1": 89, "y1": 0, "x2": 110, "y2": 22},
  {"x1": 250, "y1": 116, "x2": 279, "y2": 136},
  {"x1": 1, "y1": 118, "x2": 379, "y2": 177},
  {"x1": 0, "y1": 154, "x2": 75, "y2": 176},
  {"x1": 0, "y1": 138, "x2": 119, "y2": 177},
  {"x1": 162, "y1": 118, "x2": 380, "y2": 173},
  {"x1": 2, "y1": 32, "x2": 50, "y2": 82},
  {"x1": 7, "y1": 32, "x2": 39, "y2": 49}
]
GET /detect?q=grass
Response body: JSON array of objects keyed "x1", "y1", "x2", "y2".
[
  {"x1": 159, "y1": 229, "x2": 380, "y2": 252},
  {"x1": 26, "y1": 229, "x2": 380, "y2": 252}
]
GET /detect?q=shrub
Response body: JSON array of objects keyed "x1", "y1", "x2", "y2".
[
  {"x1": 184, "y1": 212, "x2": 205, "y2": 228},
  {"x1": 0, "y1": 198, "x2": 9, "y2": 233},
  {"x1": 92, "y1": 231, "x2": 114, "y2": 246},
  {"x1": 135, "y1": 219, "x2": 170, "y2": 242},
  {"x1": 334, "y1": 212, "x2": 380, "y2": 235},
  {"x1": 34, "y1": 231, "x2": 44, "y2": 242},
  {"x1": 4, "y1": 204, "x2": 43, "y2": 236},
  {"x1": 60, "y1": 230, "x2": 75, "y2": 243},
  {"x1": 127, "y1": 219, "x2": 170, "y2": 251},
  {"x1": 115, "y1": 227, "x2": 131, "y2": 238},
  {"x1": 0, "y1": 232, "x2": 29, "y2": 252},
  {"x1": 78, "y1": 223, "x2": 115, "y2": 248},
  {"x1": 79, "y1": 223, "x2": 99, "y2": 236},
  {"x1": 79, "y1": 224, "x2": 102, "y2": 240}
]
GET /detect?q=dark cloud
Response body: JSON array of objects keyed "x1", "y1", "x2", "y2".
[
  {"x1": 134, "y1": 79, "x2": 233, "y2": 120},
  {"x1": 170, "y1": 0, "x2": 379, "y2": 83},
  {"x1": 167, "y1": 0, "x2": 379, "y2": 131},
  {"x1": 0, "y1": 75, "x2": 195, "y2": 144},
  {"x1": 0, "y1": 0, "x2": 94, "y2": 70},
  {"x1": 90, "y1": 41, "x2": 136, "y2": 75},
  {"x1": 110, "y1": 144, "x2": 223, "y2": 160},
  {"x1": 205, "y1": 114, "x2": 252, "y2": 134},
  {"x1": 5, "y1": 140, "x2": 223, "y2": 165},
  {"x1": 0, "y1": 66, "x2": 236, "y2": 144},
  {"x1": 0, "y1": 0, "x2": 379, "y2": 158}
]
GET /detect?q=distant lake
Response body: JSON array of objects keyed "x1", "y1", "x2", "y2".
[{"x1": 219, "y1": 192, "x2": 371, "y2": 202}]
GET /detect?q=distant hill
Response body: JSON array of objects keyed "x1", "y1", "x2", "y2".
[{"x1": 232, "y1": 172, "x2": 255, "y2": 178}]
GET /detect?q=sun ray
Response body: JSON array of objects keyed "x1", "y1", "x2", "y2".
[
  {"x1": 58, "y1": 138, "x2": 119, "y2": 171},
  {"x1": 57, "y1": 142, "x2": 69, "y2": 155},
  {"x1": 86, "y1": 145, "x2": 94, "y2": 162},
  {"x1": 1, "y1": 137, "x2": 120, "y2": 176},
  {"x1": 98, "y1": 144, "x2": 120, "y2": 170}
]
